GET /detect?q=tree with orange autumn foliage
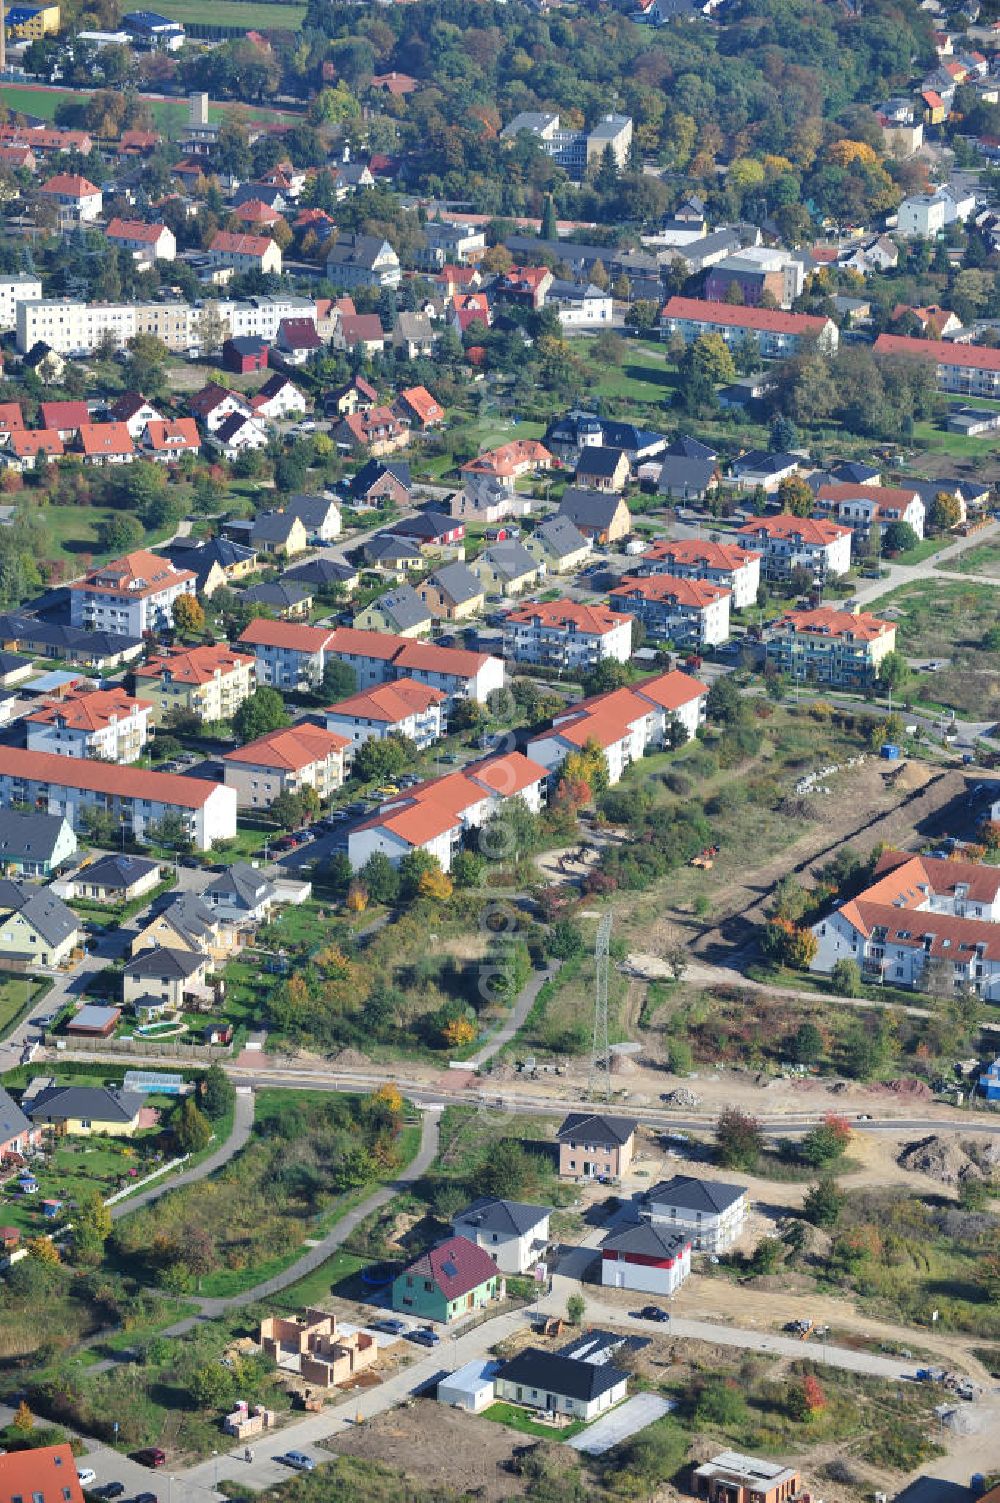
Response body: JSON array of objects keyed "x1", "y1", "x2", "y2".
[
  {"x1": 418, "y1": 866, "x2": 454, "y2": 901},
  {"x1": 827, "y1": 138, "x2": 877, "y2": 166},
  {"x1": 345, "y1": 882, "x2": 368, "y2": 912},
  {"x1": 442, "y1": 1015, "x2": 476, "y2": 1047}
]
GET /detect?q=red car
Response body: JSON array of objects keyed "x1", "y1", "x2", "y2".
[{"x1": 134, "y1": 1450, "x2": 166, "y2": 1469}]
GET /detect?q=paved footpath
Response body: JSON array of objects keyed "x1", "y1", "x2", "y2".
[{"x1": 110, "y1": 1089, "x2": 255, "y2": 1222}]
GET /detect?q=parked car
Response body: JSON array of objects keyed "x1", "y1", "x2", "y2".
[
  {"x1": 407, "y1": 1328, "x2": 441, "y2": 1347},
  {"x1": 278, "y1": 1453, "x2": 316, "y2": 1472},
  {"x1": 632, "y1": 1305, "x2": 670, "y2": 1323},
  {"x1": 133, "y1": 1492, "x2": 158, "y2": 1503},
  {"x1": 94, "y1": 1485, "x2": 125, "y2": 1500},
  {"x1": 77, "y1": 1470, "x2": 97, "y2": 1488},
  {"x1": 133, "y1": 1450, "x2": 166, "y2": 1469},
  {"x1": 369, "y1": 1318, "x2": 407, "y2": 1335}
]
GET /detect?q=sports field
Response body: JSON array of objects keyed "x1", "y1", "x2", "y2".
[{"x1": 153, "y1": 0, "x2": 305, "y2": 25}]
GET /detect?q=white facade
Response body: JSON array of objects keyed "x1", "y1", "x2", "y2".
[
  {"x1": 644, "y1": 546, "x2": 761, "y2": 610},
  {"x1": 644, "y1": 1183, "x2": 747, "y2": 1253},
  {"x1": 600, "y1": 1234, "x2": 691, "y2": 1295},
  {"x1": 451, "y1": 1205, "x2": 551, "y2": 1275},
  {"x1": 503, "y1": 613, "x2": 633, "y2": 670},
  {"x1": 324, "y1": 699, "x2": 444, "y2": 750},
  {"x1": 26, "y1": 701, "x2": 152, "y2": 764},
  {"x1": 0, "y1": 751, "x2": 237, "y2": 850},
  {"x1": 550, "y1": 285, "x2": 614, "y2": 328},
  {"x1": 16, "y1": 294, "x2": 319, "y2": 356},
  {"x1": 0, "y1": 277, "x2": 42, "y2": 332},
  {"x1": 70, "y1": 567, "x2": 195, "y2": 638}
]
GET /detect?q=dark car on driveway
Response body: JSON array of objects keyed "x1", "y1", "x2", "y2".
[{"x1": 632, "y1": 1305, "x2": 670, "y2": 1323}]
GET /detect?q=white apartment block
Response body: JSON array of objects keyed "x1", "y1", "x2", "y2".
[
  {"x1": 17, "y1": 294, "x2": 320, "y2": 356},
  {"x1": 527, "y1": 671, "x2": 707, "y2": 786},
  {"x1": 0, "y1": 277, "x2": 42, "y2": 332},
  {"x1": 503, "y1": 601, "x2": 633, "y2": 671},
  {"x1": 641, "y1": 539, "x2": 762, "y2": 611},
  {"x1": 70, "y1": 550, "x2": 197, "y2": 637},
  {"x1": 25, "y1": 689, "x2": 153, "y2": 764},
  {"x1": 643, "y1": 1174, "x2": 748, "y2": 1254},
  {"x1": 0, "y1": 748, "x2": 237, "y2": 849}
]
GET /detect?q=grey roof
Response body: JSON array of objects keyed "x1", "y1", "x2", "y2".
[
  {"x1": 351, "y1": 458, "x2": 411, "y2": 498},
  {"x1": 0, "y1": 615, "x2": 141, "y2": 661},
  {"x1": 428, "y1": 561, "x2": 483, "y2": 606},
  {"x1": 498, "y1": 1348, "x2": 627, "y2": 1402},
  {"x1": 831, "y1": 460, "x2": 881, "y2": 485},
  {"x1": 162, "y1": 538, "x2": 257, "y2": 590},
  {"x1": 242, "y1": 580, "x2": 313, "y2": 610},
  {"x1": 454, "y1": 1196, "x2": 550, "y2": 1237},
  {"x1": 124, "y1": 946, "x2": 206, "y2": 980},
  {"x1": 154, "y1": 893, "x2": 217, "y2": 947},
  {"x1": 532, "y1": 515, "x2": 590, "y2": 560},
  {"x1": 730, "y1": 450, "x2": 799, "y2": 477},
  {"x1": 364, "y1": 533, "x2": 424, "y2": 564},
  {"x1": 203, "y1": 861, "x2": 276, "y2": 910},
  {"x1": 556, "y1": 1112, "x2": 637, "y2": 1147},
  {"x1": 251, "y1": 510, "x2": 302, "y2": 545},
  {"x1": 657, "y1": 456, "x2": 718, "y2": 496},
  {"x1": 600, "y1": 1221, "x2": 690, "y2": 1258},
  {"x1": 28, "y1": 1085, "x2": 143, "y2": 1125},
  {"x1": 285, "y1": 558, "x2": 358, "y2": 588},
  {"x1": 81, "y1": 854, "x2": 160, "y2": 891},
  {"x1": 0, "y1": 880, "x2": 78, "y2": 947},
  {"x1": 0, "y1": 810, "x2": 70, "y2": 864},
  {"x1": 370, "y1": 585, "x2": 430, "y2": 631},
  {"x1": 395, "y1": 311, "x2": 434, "y2": 340},
  {"x1": 326, "y1": 232, "x2": 396, "y2": 271},
  {"x1": 0, "y1": 1084, "x2": 31, "y2": 1146},
  {"x1": 665, "y1": 435, "x2": 717, "y2": 462},
  {"x1": 479, "y1": 540, "x2": 539, "y2": 581},
  {"x1": 558, "y1": 487, "x2": 627, "y2": 530},
  {"x1": 645, "y1": 1173, "x2": 746, "y2": 1214},
  {"x1": 576, "y1": 446, "x2": 627, "y2": 481},
  {"x1": 286, "y1": 494, "x2": 340, "y2": 529}
]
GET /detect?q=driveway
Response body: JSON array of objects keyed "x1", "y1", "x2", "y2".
[{"x1": 569, "y1": 1394, "x2": 674, "y2": 1455}]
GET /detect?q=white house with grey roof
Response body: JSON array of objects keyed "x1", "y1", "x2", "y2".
[
  {"x1": 451, "y1": 1196, "x2": 552, "y2": 1274},
  {"x1": 642, "y1": 1174, "x2": 748, "y2": 1253},
  {"x1": 0, "y1": 810, "x2": 76, "y2": 878},
  {"x1": 202, "y1": 863, "x2": 278, "y2": 924},
  {"x1": 325, "y1": 233, "x2": 401, "y2": 289},
  {"x1": 285, "y1": 494, "x2": 342, "y2": 544},
  {"x1": 523, "y1": 516, "x2": 592, "y2": 574},
  {"x1": 600, "y1": 1221, "x2": 692, "y2": 1295}
]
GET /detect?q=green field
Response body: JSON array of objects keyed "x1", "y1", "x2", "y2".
[
  {"x1": 154, "y1": 0, "x2": 305, "y2": 27},
  {"x1": 943, "y1": 537, "x2": 1000, "y2": 576},
  {"x1": 0, "y1": 83, "x2": 302, "y2": 138}
]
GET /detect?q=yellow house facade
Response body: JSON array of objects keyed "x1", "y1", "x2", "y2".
[{"x1": 8, "y1": 4, "x2": 61, "y2": 39}]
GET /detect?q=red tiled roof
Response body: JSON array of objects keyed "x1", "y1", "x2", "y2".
[
  {"x1": 736, "y1": 514, "x2": 851, "y2": 545},
  {"x1": 401, "y1": 1234, "x2": 501, "y2": 1298},
  {"x1": 325, "y1": 677, "x2": 445, "y2": 722},
  {"x1": 874, "y1": 332, "x2": 1000, "y2": 373},
  {"x1": 234, "y1": 199, "x2": 282, "y2": 226},
  {"x1": 144, "y1": 418, "x2": 200, "y2": 452},
  {"x1": 223, "y1": 724, "x2": 348, "y2": 771},
  {"x1": 9, "y1": 430, "x2": 61, "y2": 458},
  {"x1": 26, "y1": 687, "x2": 152, "y2": 733},
  {"x1": 612, "y1": 573, "x2": 731, "y2": 608},
  {"x1": 465, "y1": 751, "x2": 548, "y2": 797},
  {"x1": 0, "y1": 403, "x2": 24, "y2": 433},
  {"x1": 107, "y1": 218, "x2": 168, "y2": 244},
  {"x1": 71, "y1": 550, "x2": 195, "y2": 599},
  {"x1": 771, "y1": 606, "x2": 895, "y2": 643},
  {"x1": 816, "y1": 481, "x2": 919, "y2": 507},
  {"x1": 210, "y1": 230, "x2": 274, "y2": 257},
  {"x1": 238, "y1": 619, "x2": 336, "y2": 652},
  {"x1": 79, "y1": 422, "x2": 135, "y2": 457},
  {"x1": 506, "y1": 599, "x2": 632, "y2": 635},
  {"x1": 396, "y1": 386, "x2": 444, "y2": 425},
  {"x1": 328, "y1": 627, "x2": 406, "y2": 661},
  {"x1": 137, "y1": 644, "x2": 254, "y2": 685},
  {"x1": 461, "y1": 439, "x2": 552, "y2": 477},
  {"x1": 0, "y1": 746, "x2": 221, "y2": 807},
  {"x1": 0, "y1": 1445, "x2": 85, "y2": 1503},
  {"x1": 661, "y1": 295, "x2": 832, "y2": 337},
  {"x1": 633, "y1": 669, "x2": 707, "y2": 713},
  {"x1": 40, "y1": 400, "x2": 89, "y2": 431},
  {"x1": 391, "y1": 638, "x2": 492, "y2": 679},
  {"x1": 339, "y1": 313, "x2": 384, "y2": 344},
  {"x1": 42, "y1": 173, "x2": 99, "y2": 196},
  {"x1": 644, "y1": 538, "x2": 759, "y2": 570}
]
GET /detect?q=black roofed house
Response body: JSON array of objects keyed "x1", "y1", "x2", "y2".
[
  {"x1": 354, "y1": 583, "x2": 432, "y2": 637},
  {"x1": 522, "y1": 515, "x2": 593, "y2": 574},
  {"x1": 362, "y1": 533, "x2": 425, "y2": 573},
  {"x1": 574, "y1": 446, "x2": 630, "y2": 493},
  {"x1": 556, "y1": 1112, "x2": 637, "y2": 1179},
  {"x1": 285, "y1": 494, "x2": 342, "y2": 544},
  {"x1": 0, "y1": 810, "x2": 76, "y2": 878},
  {"x1": 324, "y1": 232, "x2": 401, "y2": 289},
  {"x1": 0, "y1": 879, "x2": 80, "y2": 967},
  {"x1": 26, "y1": 1084, "x2": 145, "y2": 1137},
  {"x1": 657, "y1": 454, "x2": 720, "y2": 502},
  {"x1": 0, "y1": 614, "x2": 143, "y2": 670},
  {"x1": 285, "y1": 557, "x2": 359, "y2": 595},
  {"x1": 350, "y1": 458, "x2": 411, "y2": 507},
  {"x1": 728, "y1": 450, "x2": 801, "y2": 493},
  {"x1": 451, "y1": 1196, "x2": 552, "y2": 1274},
  {"x1": 599, "y1": 1220, "x2": 691, "y2": 1294},
  {"x1": 557, "y1": 487, "x2": 632, "y2": 545},
  {"x1": 642, "y1": 1173, "x2": 748, "y2": 1252},
  {"x1": 390, "y1": 510, "x2": 465, "y2": 551},
  {"x1": 160, "y1": 537, "x2": 258, "y2": 597},
  {"x1": 494, "y1": 1347, "x2": 629, "y2": 1422},
  {"x1": 203, "y1": 862, "x2": 278, "y2": 924},
  {"x1": 241, "y1": 579, "x2": 313, "y2": 619},
  {"x1": 122, "y1": 945, "x2": 209, "y2": 1010},
  {"x1": 250, "y1": 509, "x2": 308, "y2": 559},
  {"x1": 0, "y1": 1083, "x2": 40, "y2": 1160},
  {"x1": 664, "y1": 434, "x2": 718, "y2": 464},
  {"x1": 57, "y1": 853, "x2": 161, "y2": 905}
]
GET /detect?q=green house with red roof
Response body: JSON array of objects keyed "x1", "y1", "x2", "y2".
[{"x1": 391, "y1": 1234, "x2": 503, "y2": 1324}]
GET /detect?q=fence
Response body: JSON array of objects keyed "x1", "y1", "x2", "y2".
[
  {"x1": 54, "y1": 1035, "x2": 233, "y2": 1062},
  {"x1": 104, "y1": 1153, "x2": 190, "y2": 1207}
]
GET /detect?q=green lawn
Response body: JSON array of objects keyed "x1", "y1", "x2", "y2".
[
  {"x1": 943, "y1": 537, "x2": 1000, "y2": 576},
  {"x1": 890, "y1": 536, "x2": 951, "y2": 566},
  {"x1": 0, "y1": 83, "x2": 302, "y2": 139},
  {"x1": 589, "y1": 338, "x2": 678, "y2": 404},
  {"x1": 0, "y1": 1135, "x2": 155, "y2": 1236},
  {"x1": 482, "y1": 1401, "x2": 588, "y2": 1440},
  {"x1": 0, "y1": 974, "x2": 47, "y2": 1039},
  {"x1": 153, "y1": 0, "x2": 305, "y2": 24}
]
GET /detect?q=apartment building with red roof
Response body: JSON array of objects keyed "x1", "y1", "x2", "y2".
[
  {"x1": 26, "y1": 687, "x2": 154, "y2": 763},
  {"x1": 0, "y1": 747, "x2": 236, "y2": 848},
  {"x1": 640, "y1": 538, "x2": 762, "y2": 610},
  {"x1": 223, "y1": 724, "x2": 349, "y2": 808},
  {"x1": 503, "y1": 599, "x2": 634, "y2": 671},
  {"x1": 609, "y1": 573, "x2": 731, "y2": 648},
  {"x1": 527, "y1": 669, "x2": 707, "y2": 786},
  {"x1": 324, "y1": 677, "x2": 446, "y2": 750},
  {"x1": 873, "y1": 331, "x2": 1000, "y2": 396},
  {"x1": 814, "y1": 480, "x2": 925, "y2": 545},
  {"x1": 735, "y1": 513, "x2": 853, "y2": 584},
  {"x1": 660, "y1": 295, "x2": 838, "y2": 358},
  {"x1": 812, "y1": 851, "x2": 1000, "y2": 998},
  {"x1": 0, "y1": 1443, "x2": 85, "y2": 1503},
  {"x1": 136, "y1": 643, "x2": 256, "y2": 724},
  {"x1": 237, "y1": 618, "x2": 337, "y2": 693},
  {"x1": 765, "y1": 605, "x2": 897, "y2": 688},
  {"x1": 70, "y1": 550, "x2": 197, "y2": 636}
]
